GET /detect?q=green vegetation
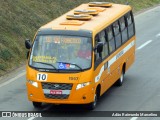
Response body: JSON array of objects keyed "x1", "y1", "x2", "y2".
[{"x1": 0, "y1": 0, "x2": 160, "y2": 76}]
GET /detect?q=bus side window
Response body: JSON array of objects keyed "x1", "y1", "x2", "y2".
[
  {"x1": 119, "y1": 16, "x2": 128, "y2": 43},
  {"x1": 107, "y1": 26, "x2": 115, "y2": 54},
  {"x1": 99, "y1": 30, "x2": 109, "y2": 59},
  {"x1": 113, "y1": 21, "x2": 122, "y2": 49},
  {"x1": 126, "y1": 11, "x2": 135, "y2": 38},
  {"x1": 94, "y1": 35, "x2": 100, "y2": 61}
]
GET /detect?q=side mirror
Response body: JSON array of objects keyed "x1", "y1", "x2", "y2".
[
  {"x1": 25, "y1": 39, "x2": 32, "y2": 49},
  {"x1": 96, "y1": 42, "x2": 103, "y2": 53}
]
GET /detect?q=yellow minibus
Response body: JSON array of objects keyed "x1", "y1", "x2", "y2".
[{"x1": 25, "y1": 2, "x2": 136, "y2": 110}]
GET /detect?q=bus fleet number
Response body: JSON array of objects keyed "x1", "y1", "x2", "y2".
[{"x1": 37, "y1": 73, "x2": 48, "y2": 81}]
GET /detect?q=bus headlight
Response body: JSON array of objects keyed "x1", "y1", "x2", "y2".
[
  {"x1": 76, "y1": 82, "x2": 90, "y2": 90},
  {"x1": 27, "y1": 80, "x2": 38, "y2": 88}
]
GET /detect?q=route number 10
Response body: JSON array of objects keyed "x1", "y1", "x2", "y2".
[{"x1": 37, "y1": 73, "x2": 48, "y2": 81}]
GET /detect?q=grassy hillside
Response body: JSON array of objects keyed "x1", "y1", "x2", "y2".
[{"x1": 0, "y1": 0, "x2": 160, "y2": 76}]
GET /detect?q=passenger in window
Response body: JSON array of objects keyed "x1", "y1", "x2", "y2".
[
  {"x1": 77, "y1": 44, "x2": 91, "y2": 59},
  {"x1": 108, "y1": 29, "x2": 113, "y2": 40},
  {"x1": 109, "y1": 41, "x2": 113, "y2": 53},
  {"x1": 126, "y1": 13, "x2": 132, "y2": 25},
  {"x1": 113, "y1": 22, "x2": 119, "y2": 35},
  {"x1": 107, "y1": 27, "x2": 115, "y2": 53},
  {"x1": 120, "y1": 17, "x2": 125, "y2": 30}
]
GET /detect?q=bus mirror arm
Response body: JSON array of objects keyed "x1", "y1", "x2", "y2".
[
  {"x1": 27, "y1": 51, "x2": 30, "y2": 59},
  {"x1": 94, "y1": 42, "x2": 103, "y2": 53},
  {"x1": 25, "y1": 39, "x2": 32, "y2": 49}
]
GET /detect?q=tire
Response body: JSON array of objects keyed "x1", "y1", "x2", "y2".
[
  {"x1": 87, "y1": 89, "x2": 99, "y2": 110},
  {"x1": 116, "y1": 70, "x2": 124, "y2": 86},
  {"x1": 32, "y1": 102, "x2": 42, "y2": 108}
]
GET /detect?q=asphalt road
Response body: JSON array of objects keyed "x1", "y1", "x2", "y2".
[{"x1": 0, "y1": 5, "x2": 160, "y2": 120}]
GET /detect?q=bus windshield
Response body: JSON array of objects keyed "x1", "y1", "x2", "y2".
[{"x1": 29, "y1": 35, "x2": 92, "y2": 71}]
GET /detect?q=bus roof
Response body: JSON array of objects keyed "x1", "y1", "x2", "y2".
[{"x1": 40, "y1": 3, "x2": 131, "y2": 35}]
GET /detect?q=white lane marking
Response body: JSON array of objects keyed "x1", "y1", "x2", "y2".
[
  {"x1": 156, "y1": 33, "x2": 160, "y2": 37},
  {"x1": 0, "y1": 72, "x2": 25, "y2": 88},
  {"x1": 136, "y1": 40, "x2": 152, "y2": 50},
  {"x1": 27, "y1": 117, "x2": 35, "y2": 120},
  {"x1": 130, "y1": 117, "x2": 138, "y2": 120},
  {"x1": 133, "y1": 39, "x2": 153, "y2": 120}
]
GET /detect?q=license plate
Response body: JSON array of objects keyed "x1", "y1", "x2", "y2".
[{"x1": 50, "y1": 90, "x2": 62, "y2": 95}]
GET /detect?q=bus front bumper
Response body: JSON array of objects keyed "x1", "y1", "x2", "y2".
[{"x1": 26, "y1": 82, "x2": 95, "y2": 104}]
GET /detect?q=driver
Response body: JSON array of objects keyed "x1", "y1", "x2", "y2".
[{"x1": 77, "y1": 44, "x2": 91, "y2": 59}]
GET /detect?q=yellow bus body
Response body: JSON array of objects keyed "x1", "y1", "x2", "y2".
[{"x1": 26, "y1": 3, "x2": 136, "y2": 107}]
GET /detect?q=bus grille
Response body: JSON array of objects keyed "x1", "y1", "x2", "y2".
[
  {"x1": 41, "y1": 83, "x2": 73, "y2": 90},
  {"x1": 41, "y1": 82, "x2": 73, "y2": 99}
]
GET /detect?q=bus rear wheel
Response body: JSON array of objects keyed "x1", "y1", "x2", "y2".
[
  {"x1": 116, "y1": 70, "x2": 124, "y2": 86},
  {"x1": 32, "y1": 102, "x2": 42, "y2": 108}
]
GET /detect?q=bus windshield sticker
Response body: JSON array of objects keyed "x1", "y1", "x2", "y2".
[
  {"x1": 70, "y1": 65, "x2": 75, "y2": 68},
  {"x1": 58, "y1": 63, "x2": 66, "y2": 69},
  {"x1": 46, "y1": 36, "x2": 51, "y2": 43},
  {"x1": 32, "y1": 56, "x2": 57, "y2": 63},
  {"x1": 54, "y1": 36, "x2": 61, "y2": 44},
  {"x1": 66, "y1": 64, "x2": 70, "y2": 69}
]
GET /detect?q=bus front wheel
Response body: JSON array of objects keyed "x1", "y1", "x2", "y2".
[
  {"x1": 87, "y1": 88, "x2": 99, "y2": 110},
  {"x1": 32, "y1": 102, "x2": 42, "y2": 108}
]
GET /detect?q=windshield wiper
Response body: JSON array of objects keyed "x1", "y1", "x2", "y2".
[
  {"x1": 57, "y1": 61, "x2": 83, "y2": 71},
  {"x1": 35, "y1": 62, "x2": 58, "y2": 71}
]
